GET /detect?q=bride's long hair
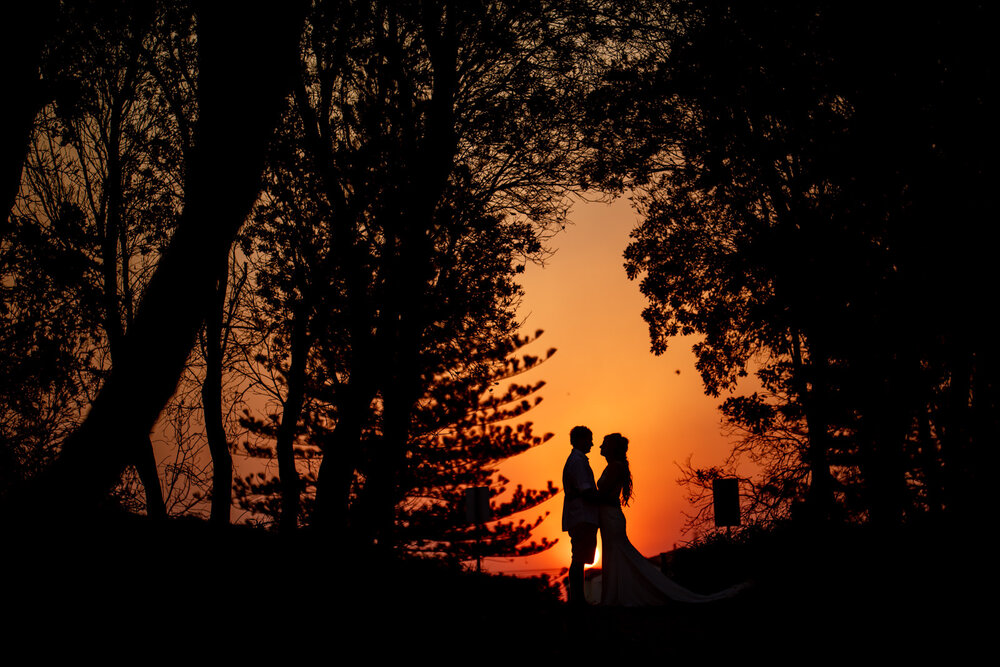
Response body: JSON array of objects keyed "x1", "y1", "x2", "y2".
[{"x1": 607, "y1": 433, "x2": 633, "y2": 506}]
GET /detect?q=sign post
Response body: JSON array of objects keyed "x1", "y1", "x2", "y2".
[
  {"x1": 712, "y1": 478, "x2": 740, "y2": 536},
  {"x1": 465, "y1": 487, "x2": 491, "y2": 572}
]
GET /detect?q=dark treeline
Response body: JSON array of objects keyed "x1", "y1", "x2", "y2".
[
  {"x1": 611, "y1": 1, "x2": 996, "y2": 532},
  {"x1": 1, "y1": 0, "x2": 635, "y2": 559},
  {"x1": 2, "y1": 0, "x2": 994, "y2": 564}
]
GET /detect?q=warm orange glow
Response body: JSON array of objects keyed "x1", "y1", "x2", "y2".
[
  {"x1": 487, "y1": 197, "x2": 739, "y2": 578},
  {"x1": 585, "y1": 545, "x2": 600, "y2": 570}
]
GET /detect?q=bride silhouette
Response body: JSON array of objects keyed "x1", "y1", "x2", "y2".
[{"x1": 596, "y1": 433, "x2": 747, "y2": 606}]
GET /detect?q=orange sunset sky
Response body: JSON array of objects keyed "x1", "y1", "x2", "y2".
[{"x1": 490, "y1": 195, "x2": 743, "y2": 577}]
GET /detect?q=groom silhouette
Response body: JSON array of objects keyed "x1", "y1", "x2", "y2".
[{"x1": 562, "y1": 425, "x2": 601, "y2": 605}]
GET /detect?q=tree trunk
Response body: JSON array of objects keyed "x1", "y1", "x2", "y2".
[
  {"x1": 103, "y1": 34, "x2": 168, "y2": 519},
  {"x1": 917, "y1": 407, "x2": 943, "y2": 515},
  {"x1": 969, "y1": 347, "x2": 998, "y2": 520},
  {"x1": 202, "y1": 255, "x2": 232, "y2": 525},
  {"x1": 791, "y1": 333, "x2": 836, "y2": 521},
  {"x1": 940, "y1": 345, "x2": 973, "y2": 518},
  {"x1": 275, "y1": 301, "x2": 310, "y2": 533},
  {"x1": 136, "y1": 436, "x2": 166, "y2": 519},
  {"x1": 360, "y1": 379, "x2": 420, "y2": 550},
  {"x1": 1, "y1": 2, "x2": 57, "y2": 237},
  {"x1": 314, "y1": 381, "x2": 375, "y2": 536}
]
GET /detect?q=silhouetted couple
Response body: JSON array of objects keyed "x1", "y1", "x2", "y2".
[{"x1": 562, "y1": 425, "x2": 746, "y2": 606}]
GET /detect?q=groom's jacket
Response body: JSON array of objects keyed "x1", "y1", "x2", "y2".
[{"x1": 562, "y1": 448, "x2": 599, "y2": 531}]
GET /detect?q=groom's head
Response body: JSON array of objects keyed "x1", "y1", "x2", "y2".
[{"x1": 570, "y1": 425, "x2": 593, "y2": 453}]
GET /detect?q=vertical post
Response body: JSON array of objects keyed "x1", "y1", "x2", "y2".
[{"x1": 465, "y1": 486, "x2": 491, "y2": 572}]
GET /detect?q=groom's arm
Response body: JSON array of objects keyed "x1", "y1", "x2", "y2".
[
  {"x1": 566, "y1": 458, "x2": 602, "y2": 504},
  {"x1": 577, "y1": 469, "x2": 607, "y2": 506},
  {"x1": 567, "y1": 458, "x2": 612, "y2": 506}
]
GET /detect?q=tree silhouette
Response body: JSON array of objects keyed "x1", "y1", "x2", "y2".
[
  {"x1": 603, "y1": 0, "x2": 996, "y2": 529},
  {"x1": 220, "y1": 0, "x2": 625, "y2": 549},
  {"x1": 2, "y1": 0, "x2": 629, "y2": 540},
  {"x1": 1, "y1": 1, "x2": 59, "y2": 234},
  {"x1": 3, "y1": 0, "x2": 197, "y2": 513},
  {"x1": 394, "y1": 331, "x2": 558, "y2": 560},
  {"x1": 235, "y1": 331, "x2": 560, "y2": 561},
  {"x1": 5, "y1": 0, "x2": 307, "y2": 521}
]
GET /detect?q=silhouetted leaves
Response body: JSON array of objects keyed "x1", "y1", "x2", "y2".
[
  {"x1": 2, "y1": 0, "x2": 195, "y2": 503},
  {"x1": 609, "y1": 1, "x2": 995, "y2": 531}
]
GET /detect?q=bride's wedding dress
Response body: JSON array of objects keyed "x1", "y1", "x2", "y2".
[{"x1": 597, "y1": 466, "x2": 745, "y2": 606}]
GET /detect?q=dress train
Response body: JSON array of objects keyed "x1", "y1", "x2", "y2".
[
  {"x1": 596, "y1": 463, "x2": 747, "y2": 606},
  {"x1": 598, "y1": 504, "x2": 746, "y2": 606}
]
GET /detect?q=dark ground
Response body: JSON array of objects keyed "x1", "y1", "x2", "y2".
[{"x1": 2, "y1": 517, "x2": 986, "y2": 661}]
